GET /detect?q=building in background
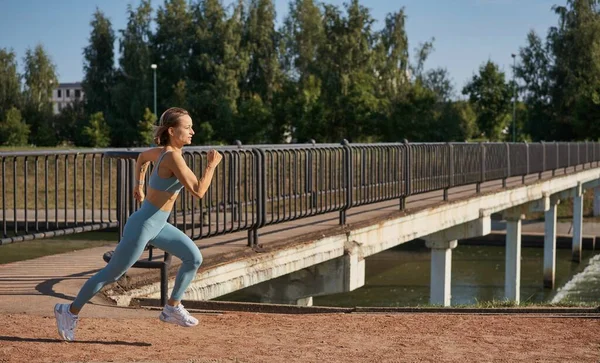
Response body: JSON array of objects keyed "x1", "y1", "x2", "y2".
[{"x1": 51, "y1": 82, "x2": 84, "y2": 114}]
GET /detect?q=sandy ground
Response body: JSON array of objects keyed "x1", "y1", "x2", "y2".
[{"x1": 0, "y1": 311, "x2": 599, "y2": 363}]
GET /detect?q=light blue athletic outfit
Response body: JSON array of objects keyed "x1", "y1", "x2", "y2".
[{"x1": 72, "y1": 151, "x2": 203, "y2": 310}]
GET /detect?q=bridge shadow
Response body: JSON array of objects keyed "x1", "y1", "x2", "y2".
[
  {"x1": 0, "y1": 335, "x2": 151, "y2": 346},
  {"x1": 35, "y1": 269, "x2": 101, "y2": 301}
]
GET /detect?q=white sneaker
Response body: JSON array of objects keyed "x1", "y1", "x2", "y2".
[
  {"x1": 159, "y1": 304, "x2": 198, "y2": 327},
  {"x1": 54, "y1": 303, "x2": 78, "y2": 341}
]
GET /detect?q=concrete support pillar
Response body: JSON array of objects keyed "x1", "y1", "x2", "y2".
[
  {"x1": 296, "y1": 297, "x2": 313, "y2": 306},
  {"x1": 425, "y1": 240, "x2": 458, "y2": 306},
  {"x1": 544, "y1": 198, "x2": 559, "y2": 289},
  {"x1": 573, "y1": 183, "x2": 584, "y2": 263},
  {"x1": 594, "y1": 187, "x2": 600, "y2": 217},
  {"x1": 503, "y1": 209, "x2": 524, "y2": 304},
  {"x1": 242, "y1": 241, "x2": 365, "y2": 305},
  {"x1": 422, "y1": 216, "x2": 490, "y2": 307}
]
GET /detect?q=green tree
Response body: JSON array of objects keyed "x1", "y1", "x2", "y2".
[
  {"x1": 83, "y1": 112, "x2": 111, "y2": 147},
  {"x1": 438, "y1": 101, "x2": 478, "y2": 141},
  {"x1": 152, "y1": 0, "x2": 193, "y2": 111},
  {"x1": 54, "y1": 100, "x2": 87, "y2": 145},
  {"x1": 187, "y1": 0, "x2": 247, "y2": 144},
  {"x1": 373, "y1": 9, "x2": 410, "y2": 99},
  {"x1": 112, "y1": 0, "x2": 154, "y2": 146},
  {"x1": 462, "y1": 61, "x2": 512, "y2": 141},
  {"x1": 0, "y1": 49, "x2": 22, "y2": 121},
  {"x1": 83, "y1": 9, "x2": 116, "y2": 115},
  {"x1": 0, "y1": 108, "x2": 30, "y2": 146},
  {"x1": 21, "y1": 44, "x2": 58, "y2": 146},
  {"x1": 279, "y1": 0, "x2": 325, "y2": 142},
  {"x1": 547, "y1": 0, "x2": 600, "y2": 140},
  {"x1": 138, "y1": 107, "x2": 156, "y2": 146},
  {"x1": 516, "y1": 30, "x2": 553, "y2": 141},
  {"x1": 424, "y1": 67, "x2": 454, "y2": 103},
  {"x1": 82, "y1": 9, "x2": 116, "y2": 144}
]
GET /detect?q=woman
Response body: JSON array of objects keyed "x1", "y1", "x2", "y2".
[{"x1": 54, "y1": 107, "x2": 222, "y2": 341}]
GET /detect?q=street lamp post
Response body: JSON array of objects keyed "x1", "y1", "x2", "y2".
[
  {"x1": 151, "y1": 64, "x2": 157, "y2": 122},
  {"x1": 511, "y1": 54, "x2": 516, "y2": 143}
]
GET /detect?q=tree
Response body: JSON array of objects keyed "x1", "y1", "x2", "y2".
[
  {"x1": 152, "y1": 0, "x2": 193, "y2": 111},
  {"x1": 438, "y1": 101, "x2": 478, "y2": 141},
  {"x1": 279, "y1": 0, "x2": 325, "y2": 142},
  {"x1": 54, "y1": 100, "x2": 86, "y2": 145},
  {"x1": 138, "y1": 107, "x2": 156, "y2": 146},
  {"x1": 21, "y1": 44, "x2": 58, "y2": 145},
  {"x1": 82, "y1": 9, "x2": 116, "y2": 134},
  {"x1": 373, "y1": 9, "x2": 410, "y2": 99},
  {"x1": 83, "y1": 112, "x2": 111, "y2": 147},
  {"x1": 113, "y1": 0, "x2": 154, "y2": 146},
  {"x1": 0, "y1": 108, "x2": 30, "y2": 146},
  {"x1": 423, "y1": 67, "x2": 455, "y2": 103},
  {"x1": 314, "y1": 0, "x2": 380, "y2": 142},
  {"x1": 462, "y1": 61, "x2": 512, "y2": 141},
  {"x1": 547, "y1": 0, "x2": 600, "y2": 140},
  {"x1": 515, "y1": 30, "x2": 554, "y2": 141},
  {"x1": 0, "y1": 48, "x2": 21, "y2": 121}
]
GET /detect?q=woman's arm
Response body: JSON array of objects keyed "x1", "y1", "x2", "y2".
[
  {"x1": 133, "y1": 148, "x2": 162, "y2": 202},
  {"x1": 169, "y1": 150, "x2": 222, "y2": 199}
]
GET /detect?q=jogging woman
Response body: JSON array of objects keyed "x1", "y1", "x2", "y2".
[{"x1": 54, "y1": 107, "x2": 222, "y2": 341}]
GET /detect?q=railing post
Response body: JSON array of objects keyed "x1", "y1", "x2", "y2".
[
  {"x1": 540, "y1": 141, "x2": 545, "y2": 179},
  {"x1": 340, "y1": 139, "x2": 352, "y2": 224},
  {"x1": 401, "y1": 139, "x2": 410, "y2": 210},
  {"x1": 444, "y1": 143, "x2": 453, "y2": 201},
  {"x1": 554, "y1": 141, "x2": 558, "y2": 176},
  {"x1": 477, "y1": 142, "x2": 485, "y2": 194},
  {"x1": 504, "y1": 142, "x2": 510, "y2": 187},
  {"x1": 116, "y1": 158, "x2": 127, "y2": 241},
  {"x1": 306, "y1": 139, "x2": 316, "y2": 209},
  {"x1": 585, "y1": 141, "x2": 589, "y2": 169},
  {"x1": 523, "y1": 142, "x2": 529, "y2": 184},
  {"x1": 248, "y1": 147, "x2": 264, "y2": 247},
  {"x1": 566, "y1": 142, "x2": 570, "y2": 174}
]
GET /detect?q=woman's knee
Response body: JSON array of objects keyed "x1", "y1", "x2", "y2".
[{"x1": 190, "y1": 249, "x2": 203, "y2": 269}]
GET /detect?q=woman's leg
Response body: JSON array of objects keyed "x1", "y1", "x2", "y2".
[
  {"x1": 150, "y1": 223, "x2": 203, "y2": 302},
  {"x1": 70, "y1": 221, "x2": 154, "y2": 313}
]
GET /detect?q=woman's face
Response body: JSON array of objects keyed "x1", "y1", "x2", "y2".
[{"x1": 169, "y1": 115, "x2": 195, "y2": 146}]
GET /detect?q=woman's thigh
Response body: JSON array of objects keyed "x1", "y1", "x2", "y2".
[{"x1": 150, "y1": 223, "x2": 202, "y2": 262}]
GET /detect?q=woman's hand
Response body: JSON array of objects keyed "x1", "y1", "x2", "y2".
[
  {"x1": 133, "y1": 185, "x2": 145, "y2": 203},
  {"x1": 207, "y1": 150, "x2": 223, "y2": 168}
]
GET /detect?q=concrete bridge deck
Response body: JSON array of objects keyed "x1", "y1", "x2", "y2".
[{"x1": 2, "y1": 166, "x2": 600, "y2": 316}]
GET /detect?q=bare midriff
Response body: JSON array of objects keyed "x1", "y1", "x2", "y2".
[{"x1": 145, "y1": 188, "x2": 179, "y2": 211}]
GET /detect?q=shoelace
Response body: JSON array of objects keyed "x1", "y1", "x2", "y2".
[{"x1": 174, "y1": 305, "x2": 194, "y2": 321}]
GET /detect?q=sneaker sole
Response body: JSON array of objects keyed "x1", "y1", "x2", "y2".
[
  {"x1": 159, "y1": 312, "x2": 198, "y2": 327},
  {"x1": 54, "y1": 307, "x2": 68, "y2": 341}
]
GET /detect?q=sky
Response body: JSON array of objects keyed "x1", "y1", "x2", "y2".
[{"x1": 0, "y1": 0, "x2": 562, "y2": 93}]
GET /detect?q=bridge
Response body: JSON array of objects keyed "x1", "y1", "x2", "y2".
[{"x1": 2, "y1": 141, "x2": 600, "y2": 307}]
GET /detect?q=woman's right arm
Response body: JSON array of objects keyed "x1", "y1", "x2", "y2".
[{"x1": 133, "y1": 148, "x2": 162, "y2": 202}]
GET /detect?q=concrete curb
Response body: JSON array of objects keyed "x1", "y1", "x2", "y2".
[{"x1": 133, "y1": 298, "x2": 600, "y2": 316}]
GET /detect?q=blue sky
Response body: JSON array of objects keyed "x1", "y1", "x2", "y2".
[{"x1": 0, "y1": 0, "x2": 561, "y2": 92}]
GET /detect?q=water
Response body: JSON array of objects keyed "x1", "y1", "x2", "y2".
[{"x1": 219, "y1": 240, "x2": 600, "y2": 306}]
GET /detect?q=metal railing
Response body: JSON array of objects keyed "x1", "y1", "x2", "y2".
[
  {"x1": 0, "y1": 149, "x2": 149, "y2": 245},
  {"x1": 1, "y1": 141, "x2": 600, "y2": 247}
]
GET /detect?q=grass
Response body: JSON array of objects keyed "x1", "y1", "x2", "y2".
[
  {"x1": 0, "y1": 231, "x2": 116, "y2": 265},
  {"x1": 408, "y1": 299, "x2": 597, "y2": 309}
]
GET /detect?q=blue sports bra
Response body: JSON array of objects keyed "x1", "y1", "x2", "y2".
[{"x1": 148, "y1": 151, "x2": 184, "y2": 194}]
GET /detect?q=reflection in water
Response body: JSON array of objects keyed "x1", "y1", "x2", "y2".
[{"x1": 219, "y1": 240, "x2": 600, "y2": 307}]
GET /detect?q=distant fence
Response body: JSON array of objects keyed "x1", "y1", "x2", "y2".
[{"x1": 1, "y1": 141, "x2": 600, "y2": 246}]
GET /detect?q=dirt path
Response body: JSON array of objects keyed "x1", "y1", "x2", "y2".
[{"x1": 1, "y1": 312, "x2": 599, "y2": 362}]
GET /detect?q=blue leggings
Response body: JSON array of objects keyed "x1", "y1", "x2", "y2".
[{"x1": 72, "y1": 201, "x2": 203, "y2": 310}]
